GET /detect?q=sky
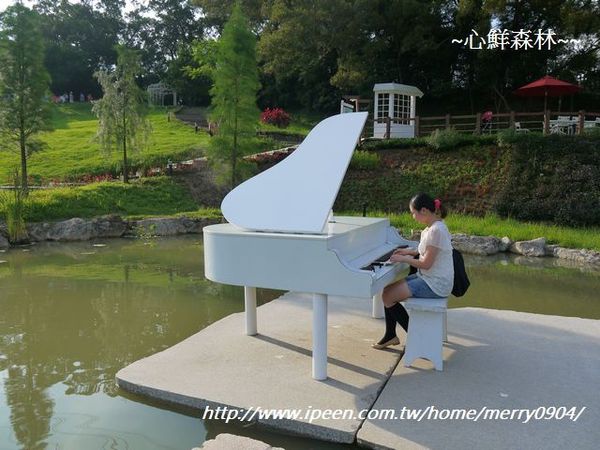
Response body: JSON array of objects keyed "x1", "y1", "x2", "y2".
[
  {"x1": 0, "y1": 0, "x2": 137, "y2": 13},
  {"x1": 0, "y1": 0, "x2": 32, "y2": 11}
]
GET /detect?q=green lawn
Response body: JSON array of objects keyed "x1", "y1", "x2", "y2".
[
  {"x1": 0, "y1": 103, "x2": 209, "y2": 184},
  {"x1": 0, "y1": 104, "x2": 317, "y2": 184},
  {"x1": 7, "y1": 177, "x2": 201, "y2": 222}
]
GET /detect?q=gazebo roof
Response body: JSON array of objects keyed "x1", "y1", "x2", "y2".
[{"x1": 373, "y1": 82, "x2": 424, "y2": 97}]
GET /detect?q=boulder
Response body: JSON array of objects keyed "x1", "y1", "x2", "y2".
[
  {"x1": 554, "y1": 247, "x2": 600, "y2": 267},
  {"x1": 195, "y1": 433, "x2": 284, "y2": 450},
  {"x1": 451, "y1": 233, "x2": 501, "y2": 255},
  {"x1": 92, "y1": 214, "x2": 127, "y2": 238},
  {"x1": 52, "y1": 218, "x2": 93, "y2": 241},
  {"x1": 509, "y1": 237, "x2": 547, "y2": 257},
  {"x1": 0, "y1": 234, "x2": 8, "y2": 249},
  {"x1": 132, "y1": 218, "x2": 188, "y2": 236},
  {"x1": 130, "y1": 216, "x2": 219, "y2": 237},
  {"x1": 27, "y1": 215, "x2": 126, "y2": 242},
  {"x1": 0, "y1": 222, "x2": 8, "y2": 248},
  {"x1": 498, "y1": 236, "x2": 513, "y2": 252}
]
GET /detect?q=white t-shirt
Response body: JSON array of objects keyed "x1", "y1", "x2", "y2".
[{"x1": 417, "y1": 220, "x2": 454, "y2": 297}]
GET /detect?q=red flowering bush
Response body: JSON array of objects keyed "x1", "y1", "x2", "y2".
[{"x1": 261, "y1": 107, "x2": 291, "y2": 128}]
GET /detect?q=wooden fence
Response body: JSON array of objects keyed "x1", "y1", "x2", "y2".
[{"x1": 366, "y1": 110, "x2": 600, "y2": 138}]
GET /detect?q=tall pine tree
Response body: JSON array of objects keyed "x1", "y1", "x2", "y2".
[
  {"x1": 208, "y1": 1, "x2": 260, "y2": 189},
  {"x1": 0, "y1": 3, "x2": 51, "y2": 194}
]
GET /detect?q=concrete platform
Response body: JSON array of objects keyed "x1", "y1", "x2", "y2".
[
  {"x1": 357, "y1": 308, "x2": 600, "y2": 450},
  {"x1": 117, "y1": 292, "x2": 404, "y2": 443},
  {"x1": 117, "y1": 294, "x2": 600, "y2": 449}
]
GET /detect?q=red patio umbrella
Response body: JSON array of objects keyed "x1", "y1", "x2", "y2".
[{"x1": 513, "y1": 75, "x2": 582, "y2": 112}]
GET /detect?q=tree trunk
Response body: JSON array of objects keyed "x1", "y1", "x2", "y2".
[
  {"x1": 20, "y1": 130, "x2": 28, "y2": 195},
  {"x1": 123, "y1": 114, "x2": 128, "y2": 184},
  {"x1": 232, "y1": 80, "x2": 239, "y2": 190}
]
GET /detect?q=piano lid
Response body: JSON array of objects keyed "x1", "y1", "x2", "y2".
[{"x1": 221, "y1": 112, "x2": 368, "y2": 234}]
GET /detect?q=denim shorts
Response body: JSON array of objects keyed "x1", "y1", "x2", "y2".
[{"x1": 405, "y1": 274, "x2": 444, "y2": 298}]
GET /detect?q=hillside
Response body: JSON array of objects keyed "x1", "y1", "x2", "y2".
[
  {"x1": 247, "y1": 131, "x2": 600, "y2": 228},
  {"x1": 0, "y1": 104, "x2": 208, "y2": 184}
]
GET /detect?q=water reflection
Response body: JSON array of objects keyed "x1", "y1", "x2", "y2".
[
  {"x1": 0, "y1": 236, "x2": 598, "y2": 449},
  {"x1": 0, "y1": 237, "x2": 282, "y2": 449},
  {"x1": 457, "y1": 253, "x2": 600, "y2": 319}
]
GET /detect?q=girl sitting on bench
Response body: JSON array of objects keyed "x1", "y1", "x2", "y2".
[{"x1": 372, "y1": 193, "x2": 454, "y2": 350}]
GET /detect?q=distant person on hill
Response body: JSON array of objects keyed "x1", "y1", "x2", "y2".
[
  {"x1": 372, "y1": 193, "x2": 454, "y2": 350},
  {"x1": 481, "y1": 110, "x2": 493, "y2": 132}
]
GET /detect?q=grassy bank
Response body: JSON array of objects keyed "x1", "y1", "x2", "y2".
[
  {"x1": 1, "y1": 177, "x2": 203, "y2": 222},
  {"x1": 382, "y1": 211, "x2": 600, "y2": 251},
  {"x1": 1, "y1": 177, "x2": 597, "y2": 251},
  {"x1": 0, "y1": 104, "x2": 208, "y2": 184}
]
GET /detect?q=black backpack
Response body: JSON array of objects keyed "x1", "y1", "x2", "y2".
[
  {"x1": 451, "y1": 249, "x2": 470, "y2": 297},
  {"x1": 407, "y1": 248, "x2": 470, "y2": 297}
]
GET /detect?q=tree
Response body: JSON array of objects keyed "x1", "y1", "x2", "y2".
[
  {"x1": 125, "y1": 0, "x2": 206, "y2": 90},
  {"x1": 208, "y1": 1, "x2": 260, "y2": 189},
  {"x1": 0, "y1": 3, "x2": 51, "y2": 194},
  {"x1": 34, "y1": 0, "x2": 124, "y2": 98},
  {"x1": 92, "y1": 46, "x2": 150, "y2": 184}
]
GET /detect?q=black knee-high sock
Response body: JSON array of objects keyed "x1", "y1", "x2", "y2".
[
  {"x1": 377, "y1": 306, "x2": 398, "y2": 344},
  {"x1": 387, "y1": 302, "x2": 409, "y2": 333}
]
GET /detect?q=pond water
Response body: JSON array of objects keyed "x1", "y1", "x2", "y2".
[{"x1": 0, "y1": 235, "x2": 598, "y2": 449}]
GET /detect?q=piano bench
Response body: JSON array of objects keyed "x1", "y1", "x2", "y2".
[{"x1": 403, "y1": 297, "x2": 448, "y2": 371}]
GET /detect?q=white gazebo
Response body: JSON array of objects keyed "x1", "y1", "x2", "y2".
[
  {"x1": 373, "y1": 82, "x2": 424, "y2": 138},
  {"x1": 147, "y1": 82, "x2": 177, "y2": 106}
]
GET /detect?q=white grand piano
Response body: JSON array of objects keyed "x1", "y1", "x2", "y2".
[{"x1": 203, "y1": 112, "x2": 413, "y2": 380}]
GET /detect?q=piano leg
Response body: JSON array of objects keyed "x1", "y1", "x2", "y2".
[
  {"x1": 372, "y1": 292, "x2": 384, "y2": 319},
  {"x1": 244, "y1": 286, "x2": 257, "y2": 336},
  {"x1": 312, "y1": 293, "x2": 328, "y2": 381}
]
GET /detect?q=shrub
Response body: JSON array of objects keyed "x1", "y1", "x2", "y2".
[
  {"x1": 360, "y1": 137, "x2": 428, "y2": 150},
  {"x1": 494, "y1": 134, "x2": 600, "y2": 227},
  {"x1": 0, "y1": 170, "x2": 28, "y2": 242},
  {"x1": 261, "y1": 107, "x2": 291, "y2": 128},
  {"x1": 426, "y1": 128, "x2": 475, "y2": 151},
  {"x1": 350, "y1": 151, "x2": 380, "y2": 170}
]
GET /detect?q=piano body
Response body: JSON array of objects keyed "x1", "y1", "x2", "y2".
[{"x1": 203, "y1": 112, "x2": 414, "y2": 380}]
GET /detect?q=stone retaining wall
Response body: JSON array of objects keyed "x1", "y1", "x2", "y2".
[
  {"x1": 1, "y1": 216, "x2": 598, "y2": 268},
  {"x1": 0, "y1": 215, "x2": 222, "y2": 249}
]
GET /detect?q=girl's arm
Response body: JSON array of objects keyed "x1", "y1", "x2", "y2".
[
  {"x1": 391, "y1": 245, "x2": 439, "y2": 270},
  {"x1": 392, "y1": 247, "x2": 419, "y2": 257}
]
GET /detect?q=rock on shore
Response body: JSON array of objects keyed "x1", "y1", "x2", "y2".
[
  {"x1": 451, "y1": 234, "x2": 500, "y2": 255},
  {"x1": 446, "y1": 233, "x2": 600, "y2": 267},
  {"x1": 27, "y1": 215, "x2": 127, "y2": 241},
  {"x1": 193, "y1": 433, "x2": 284, "y2": 450},
  {"x1": 22, "y1": 215, "x2": 222, "y2": 243}
]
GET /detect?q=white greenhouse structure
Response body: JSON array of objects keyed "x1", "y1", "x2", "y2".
[{"x1": 372, "y1": 82, "x2": 424, "y2": 138}]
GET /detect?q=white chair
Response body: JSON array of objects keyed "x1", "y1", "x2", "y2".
[
  {"x1": 403, "y1": 297, "x2": 448, "y2": 371},
  {"x1": 515, "y1": 122, "x2": 530, "y2": 133}
]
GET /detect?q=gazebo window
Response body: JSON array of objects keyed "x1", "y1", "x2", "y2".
[
  {"x1": 394, "y1": 94, "x2": 411, "y2": 124},
  {"x1": 377, "y1": 93, "x2": 389, "y2": 120}
]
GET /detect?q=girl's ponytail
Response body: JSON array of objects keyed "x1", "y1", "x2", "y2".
[{"x1": 410, "y1": 193, "x2": 448, "y2": 218}]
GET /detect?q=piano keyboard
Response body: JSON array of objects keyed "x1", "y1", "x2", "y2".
[{"x1": 360, "y1": 245, "x2": 408, "y2": 271}]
